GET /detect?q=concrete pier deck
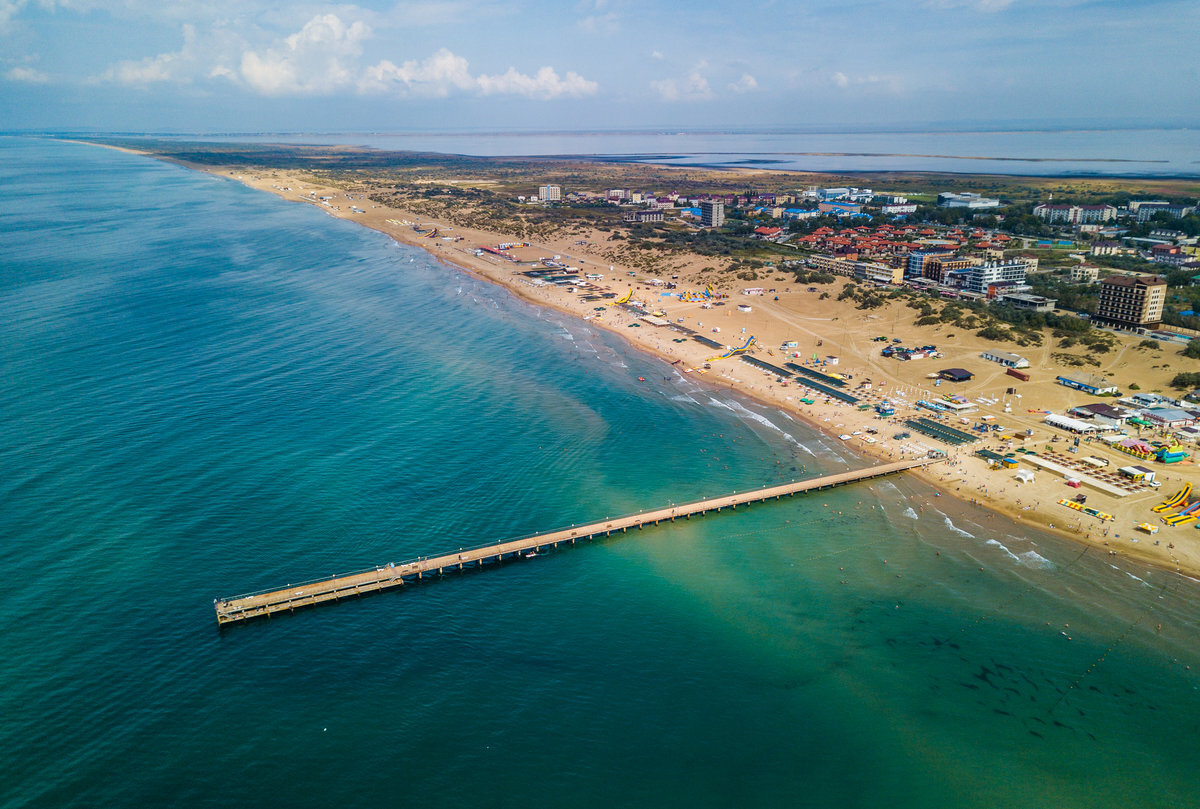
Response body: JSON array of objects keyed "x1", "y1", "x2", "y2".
[{"x1": 215, "y1": 457, "x2": 940, "y2": 625}]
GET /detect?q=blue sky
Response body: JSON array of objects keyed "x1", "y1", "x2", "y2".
[{"x1": 1, "y1": 0, "x2": 1196, "y2": 132}]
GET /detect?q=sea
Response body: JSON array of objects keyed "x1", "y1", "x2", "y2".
[
  {"x1": 191, "y1": 127, "x2": 1200, "y2": 176},
  {"x1": 3, "y1": 136, "x2": 1200, "y2": 809}
]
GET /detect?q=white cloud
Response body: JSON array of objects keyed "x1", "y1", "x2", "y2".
[
  {"x1": 364, "y1": 49, "x2": 597, "y2": 99},
  {"x1": 729, "y1": 72, "x2": 757, "y2": 93},
  {"x1": 239, "y1": 14, "x2": 370, "y2": 96},
  {"x1": 96, "y1": 23, "x2": 204, "y2": 86},
  {"x1": 651, "y1": 63, "x2": 714, "y2": 101},
  {"x1": 88, "y1": 13, "x2": 596, "y2": 101},
  {"x1": 650, "y1": 78, "x2": 678, "y2": 101},
  {"x1": 360, "y1": 48, "x2": 476, "y2": 96},
  {"x1": 829, "y1": 70, "x2": 902, "y2": 94},
  {"x1": 477, "y1": 65, "x2": 597, "y2": 98},
  {"x1": 5, "y1": 64, "x2": 48, "y2": 83},
  {"x1": 651, "y1": 50, "x2": 664, "y2": 60},
  {"x1": 685, "y1": 69, "x2": 712, "y2": 98},
  {"x1": 578, "y1": 12, "x2": 619, "y2": 33},
  {"x1": 0, "y1": 0, "x2": 28, "y2": 28}
]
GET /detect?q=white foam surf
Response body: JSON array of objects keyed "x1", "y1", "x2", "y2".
[
  {"x1": 987, "y1": 538, "x2": 1020, "y2": 561},
  {"x1": 943, "y1": 515, "x2": 975, "y2": 538}
]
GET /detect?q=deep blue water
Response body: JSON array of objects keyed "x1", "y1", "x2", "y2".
[{"x1": 3, "y1": 137, "x2": 1200, "y2": 809}]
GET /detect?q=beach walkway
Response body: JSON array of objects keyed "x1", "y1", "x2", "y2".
[{"x1": 214, "y1": 457, "x2": 941, "y2": 625}]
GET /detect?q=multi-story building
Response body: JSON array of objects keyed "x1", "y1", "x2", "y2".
[
  {"x1": 622, "y1": 209, "x2": 664, "y2": 224},
  {"x1": 964, "y1": 261, "x2": 1027, "y2": 295},
  {"x1": 924, "y1": 257, "x2": 974, "y2": 283},
  {"x1": 1076, "y1": 205, "x2": 1117, "y2": 224},
  {"x1": 1090, "y1": 241, "x2": 1131, "y2": 257},
  {"x1": 906, "y1": 249, "x2": 953, "y2": 278},
  {"x1": 1070, "y1": 265, "x2": 1100, "y2": 283},
  {"x1": 1033, "y1": 204, "x2": 1117, "y2": 224},
  {"x1": 700, "y1": 200, "x2": 725, "y2": 228},
  {"x1": 807, "y1": 254, "x2": 857, "y2": 277},
  {"x1": 1151, "y1": 245, "x2": 1186, "y2": 266},
  {"x1": 1032, "y1": 204, "x2": 1075, "y2": 223},
  {"x1": 1133, "y1": 201, "x2": 1197, "y2": 222},
  {"x1": 538, "y1": 185, "x2": 561, "y2": 202},
  {"x1": 1014, "y1": 255, "x2": 1039, "y2": 273},
  {"x1": 1093, "y1": 275, "x2": 1167, "y2": 329},
  {"x1": 854, "y1": 262, "x2": 904, "y2": 285}
]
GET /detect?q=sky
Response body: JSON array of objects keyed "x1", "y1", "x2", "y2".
[{"x1": 1, "y1": 0, "x2": 1197, "y2": 133}]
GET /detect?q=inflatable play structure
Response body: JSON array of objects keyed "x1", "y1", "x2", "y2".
[
  {"x1": 1152, "y1": 483, "x2": 1191, "y2": 513},
  {"x1": 677, "y1": 285, "x2": 729, "y2": 303},
  {"x1": 708, "y1": 336, "x2": 756, "y2": 362},
  {"x1": 1153, "y1": 483, "x2": 1198, "y2": 526},
  {"x1": 1057, "y1": 499, "x2": 1115, "y2": 522},
  {"x1": 615, "y1": 288, "x2": 633, "y2": 305}
]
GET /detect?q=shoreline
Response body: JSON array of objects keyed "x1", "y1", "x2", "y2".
[{"x1": 75, "y1": 139, "x2": 1200, "y2": 582}]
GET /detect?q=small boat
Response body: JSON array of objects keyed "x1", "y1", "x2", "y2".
[
  {"x1": 524, "y1": 551, "x2": 543, "y2": 558},
  {"x1": 637, "y1": 377, "x2": 646, "y2": 382}
]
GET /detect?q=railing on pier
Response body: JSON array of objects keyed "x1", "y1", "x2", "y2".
[{"x1": 214, "y1": 457, "x2": 941, "y2": 626}]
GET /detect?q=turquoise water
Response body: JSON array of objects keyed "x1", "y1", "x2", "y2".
[{"x1": 3, "y1": 137, "x2": 1200, "y2": 808}]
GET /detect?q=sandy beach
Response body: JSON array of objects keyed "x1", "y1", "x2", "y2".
[{"x1": 97, "y1": 148, "x2": 1200, "y2": 580}]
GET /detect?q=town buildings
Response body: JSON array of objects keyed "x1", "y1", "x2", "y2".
[
  {"x1": 1032, "y1": 204, "x2": 1117, "y2": 224},
  {"x1": 1057, "y1": 373, "x2": 1121, "y2": 396},
  {"x1": 622, "y1": 209, "x2": 664, "y2": 224},
  {"x1": 963, "y1": 260, "x2": 1028, "y2": 295},
  {"x1": 1132, "y1": 201, "x2": 1197, "y2": 222},
  {"x1": 906, "y1": 249, "x2": 954, "y2": 278},
  {"x1": 1090, "y1": 241, "x2": 1132, "y2": 257},
  {"x1": 700, "y1": 200, "x2": 725, "y2": 228},
  {"x1": 1093, "y1": 275, "x2": 1167, "y2": 329},
  {"x1": 538, "y1": 185, "x2": 561, "y2": 202},
  {"x1": 938, "y1": 192, "x2": 1001, "y2": 209},
  {"x1": 980, "y1": 349, "x2": 1029, "y2": 368}
]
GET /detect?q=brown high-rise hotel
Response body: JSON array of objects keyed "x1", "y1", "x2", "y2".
[{"x1": 1093, "y1": 275, "x2": 1167, "y2": 330}]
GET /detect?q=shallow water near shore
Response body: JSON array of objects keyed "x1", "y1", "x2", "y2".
[{"x1": 3, "y1": 137, "x2": 1200, "y2": 808}]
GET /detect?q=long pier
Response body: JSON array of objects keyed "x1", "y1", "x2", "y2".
[{"x1": 214, "y1": 457, "x2": 940, "y2": 625}]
